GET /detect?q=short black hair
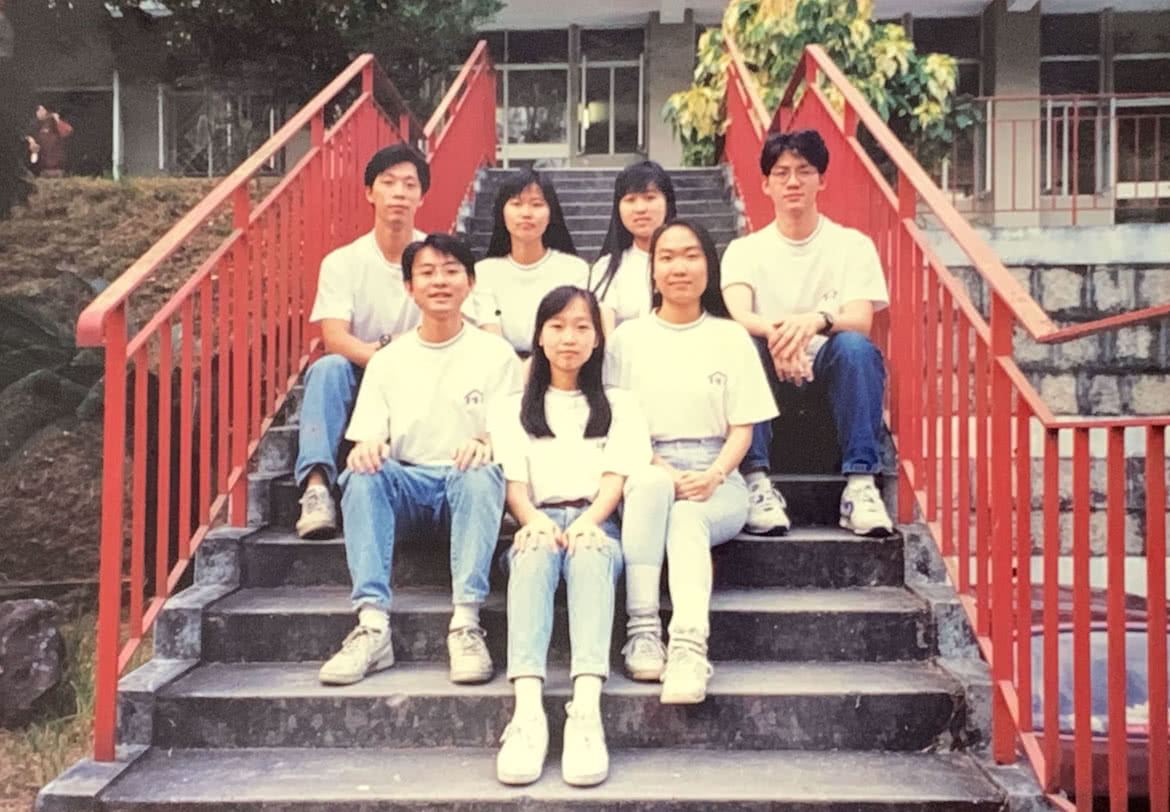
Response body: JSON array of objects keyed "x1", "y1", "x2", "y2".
[
  {"x1": 402, "y1": 233, "x2": 476, "y2": 282},
  {"x1": 364, "y1": 144, "x2": 430, "y2": 193},
  {"x1": 760, "y1": 129, "x2": 830, "y2": 176}
]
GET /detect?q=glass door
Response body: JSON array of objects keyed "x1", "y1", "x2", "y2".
[
  {"x1": 578, "y1": 58, "x2": 644, "y2": 156},
  {"x1": 498, "y1": 65, "x2": 571, "y2": 167}
]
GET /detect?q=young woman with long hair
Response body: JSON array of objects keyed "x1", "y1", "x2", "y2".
[
  {"x1": 471, "y1": 169, "x2": 588, "y2": 355},
  {"x1": 588, "y1": 160, "x2": 677, "y2": 333},
  {"x1": 489, "y1": 286, "x2": 650, "y2": 787},
  {"x1": 604, "y1": 219, "x2": 777, "y2": 704}
]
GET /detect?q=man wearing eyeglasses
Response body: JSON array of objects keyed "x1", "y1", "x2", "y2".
[{"x1": 721, "y1": 129, "x2": 893, "y2": 538}]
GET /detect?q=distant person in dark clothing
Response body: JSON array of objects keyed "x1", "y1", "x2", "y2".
[{"x1": 29, "y1": 104, "x2": 73, "y2": 177}]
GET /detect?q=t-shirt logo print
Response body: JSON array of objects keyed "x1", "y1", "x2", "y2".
[
  {"x1": 708, "y1": 371, "x2": 728, "y2": 388},
  {"x1": 465, "y1": 389, "x2": 484, "y2": 406}
]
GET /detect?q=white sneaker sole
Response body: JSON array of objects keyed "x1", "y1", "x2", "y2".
[
  {"x1": 562, "y1": 765, "x2": 609, "y2": 787},
  {"x1": 318, "y1": 650, "x2": 395, "y2": 685},
  {"x1": 839, "y1": 517, "x2": 894, "y2": 538},
  {"x1": 660, "y1": 683, "x2": 707, "y2": 704},
  {"x1": 450, "y1": 664, "x2": 494, "y2": 684},
  {"x1": 497, "y1": 762, "x2": 544, "y2": 786},
  {"x1": 744, "y1": 521, "x2": 790, "y2": 537},
  {"x1": 626, "y1": 665, "x2": 664, "y2": 682}
]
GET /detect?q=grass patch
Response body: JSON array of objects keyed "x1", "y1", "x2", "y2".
[{"x1": 0, "y1": 609, "x2": 153, "y2": 811}]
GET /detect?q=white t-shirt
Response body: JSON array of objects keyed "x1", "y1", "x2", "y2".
[
  {"x1": 489, "y1": 388, "x2": 651, "y2": 506},
  {"x1": 309, "y1": 229, "x2": 426, "y2": 344},
  {"x1": 721, "y1": 216, "x2": 889, "y2": 354},
  {"x1": 469, "y1": 250, "x2": 590, "y2": 352},
  {"x1": 590, "y1": 246, "x2": 651, "y2": 326},
  {"x1": 346, "y1": 324, "x2": 522, "y2": 466},
  {"x1": 604, "y1": 312, "x2": 778, "y2": 441}
]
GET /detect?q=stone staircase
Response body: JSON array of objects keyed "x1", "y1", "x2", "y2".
[
  {"x1": 463, "y1": 167, "x2": 741, "y2": 261},
  {"x1": 37, "y1": 166, "x2": 1047, "y2": 811}
]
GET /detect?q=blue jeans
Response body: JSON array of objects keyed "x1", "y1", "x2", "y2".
[
  {"x1": 505, "y1": 506, "x2": 622, "y2": 681},
  {"x1": 338, "y1": 460, "x2": 506, "y2": 612},
  {"x1": 621, "y1": 439, "x2": 749, "y2": 643},
  {"x1": 295, "y1": 354, "x2": 362, "y2": 488},
  {"x1": 741, "y1": 332, "x2": 886, "y2": 475}
]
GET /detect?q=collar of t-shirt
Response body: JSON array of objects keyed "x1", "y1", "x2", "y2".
[
  {"x1": 367, "y1": 228, "x2": 426, "y2": 270},
  {"x1": 505, "y1": 248, "x2": 557, "y2": 272},
  {"x1": 408, "y1": 322, "x2": 469, "y2": 349},
  {"x1": 770, "y1": 215, "x2": 825, "y2": 255},
  {"x1": 651, "y1": 310, "x2": 708, "y2": 331}
]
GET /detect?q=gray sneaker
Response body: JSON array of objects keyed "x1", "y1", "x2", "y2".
[
  {"x1": 660, "y1": 646, "x2": 713, "y2": 704},
  {"x1": 318, "y1": 625, "x2": 394, "y2": 685},
  {"x1": 296, "y1": 483, "x2": 338, "y2": 539},
  {"x1": 621, "y1": 631, "x2": 667, "y2": 682},
  {"x1": 448, "y1": 625, "x2": 493, "y2": 684}
]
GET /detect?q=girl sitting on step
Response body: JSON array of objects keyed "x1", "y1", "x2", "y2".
[
  {"x1": 588, "y1": 160, "x2": 677, "y2": 334},
  {"x1": 605, "y1": 219, "x2": 778, "y2": 704},
  {"x1": 470, "y1": 169, "x2": 588, "y2": 357},
  {"x1": 488, "y1": 285, "x2": 650, "y2": 788}
]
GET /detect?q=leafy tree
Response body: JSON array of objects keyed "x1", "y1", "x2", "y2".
[
  {"x1": 125, "y1": 0, "x2": 503, "y2": 113},
  {"x1": 663, "y1": 0, "x2": 978, "y2": 170}
]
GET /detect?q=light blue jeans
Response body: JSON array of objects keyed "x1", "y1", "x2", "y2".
[
  {"x1": 338, "y1": 460, "x2": 506, "y2": 612},
  {"x1": 505, "y1": 506, "x2": 622, "y2": 681},
  {"x1": 295, "y1": 354, "x2": 362, "y2": 488},
  {"x1": 621, "y1": 438, "x2": 749, "y2": 644}
]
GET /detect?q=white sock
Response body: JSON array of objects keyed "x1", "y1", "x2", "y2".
[
  {"x1": 846, "y1": 473, "x2": 875, "y2": 489},
  {"x1": 745, "y1": 470, "x2": 769, "y2": 487},
  {"x1": 358, "y1": 605, "x2": 389, "y2": 633},
  {"x1": 513, "y1": 676, "x2": 544, "y2": 718},
  {"x1": 571, "y1": 675, "x2": 603, "y2": 718},
  {"x1": 450, "y1": 603, "x2": 481, "y2": 631}
]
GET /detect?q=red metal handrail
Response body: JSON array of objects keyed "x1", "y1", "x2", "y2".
[
  {"x1": 81, "y1": 45, "x2": 495, "y2": 762},
  {"x1": 724, "y1": 39, "x2": 1168, "y2": 812}
]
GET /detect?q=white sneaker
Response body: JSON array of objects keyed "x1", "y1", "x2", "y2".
[
  {"x1": 561, "y1": 702, "x2": 609, "y2": 787},
  {"x1": 840, "y1": 479, "x2": 894, "y2": 537},
  {"x1": 745, "y1": 478, "x2": 791, "y2": 536},
  {"x1": 496, "y1": 712, "x2": 548, "y2": 785},
  {"x1": 660, "y1": 646, "x2": 713, "y2": 704},
  {"x1": 621, "y1": 631, "x2": 666, "y2": 682},
  {"x1": 296, "y1": 483, "x2": 337, "y2": 539},
  {"x1": 318, "y1": 624, "x2": 394, "y2": 685},
  {"x1": 448, "y1": 625, "x2": 493, "y2": 683}
]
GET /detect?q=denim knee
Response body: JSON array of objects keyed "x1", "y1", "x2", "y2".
[
  {"x1": 447, "y1": 463, "x2": 505, "y2": 497},
  {"x1": 305, "y1": 353, "x2": 356, "y2": 387},
  {"x1": 825, "y1": 332, "x2": 882, "y2": 365}
]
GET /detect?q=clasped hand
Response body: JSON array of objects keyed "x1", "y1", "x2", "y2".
[
  {"x1": 767, "y1": 313, "x2": 822, "y2": 384},
  {"x1": 514, "y1": 512, "x2": 607, "y2": 554}
]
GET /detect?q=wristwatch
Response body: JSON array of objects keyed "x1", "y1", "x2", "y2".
[
  {"x1": 817, "y1": 311, "x2": 835, "y2": 335},
  {"x1": 378, "y1": 334, "x2": 393, "y2": 348}
]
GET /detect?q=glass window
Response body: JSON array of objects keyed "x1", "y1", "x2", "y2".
[
  {"x1": 582, "y1": 67, "x2": 610, "y2": 154},
  {"x1": 1114, "y1": 59, "x2": 1170, "y2": 94},
  {"x1": 506, "y1": 69, "x2": 568, "y2": 144},
  {"x1": 913, "y1": 17, "x2": 981, "y2": 61},
  {"x1": 581, "y1": 28, "x2": 643, "y2": 61},
  {"x1": 483, "y1": 32, "x2": 505, "y2": 64},
  {"x1": 957, "y1": 62, "x2": 981, "y2": 97},
  {"x1": 1113, "y1": 12, "x2": 1170, "y2": 55},
  {"x1": 1040, "y1": 61, "x2": 1100, "y2": 95},
  {"x1": 613, "y1": 66, "x2": 641, "y2": 152},
  {"x1": 507, "y1": 29, "x2": 568, "y2": 64},
  {"x1": 1041, "y1": 13, "x2": 1100, "y2": 57}
]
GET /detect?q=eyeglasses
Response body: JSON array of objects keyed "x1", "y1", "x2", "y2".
[{"x1": 769, "y1": 166, "x2": 819, "y2": 182}]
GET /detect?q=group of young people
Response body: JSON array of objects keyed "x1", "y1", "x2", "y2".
[{"x1": 291, "y1": 129, "x2": 893, "y2": 788}]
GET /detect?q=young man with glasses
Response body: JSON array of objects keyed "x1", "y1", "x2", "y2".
[{"x1": 721, "y1": 129, "x2": 893, "y2": 537}]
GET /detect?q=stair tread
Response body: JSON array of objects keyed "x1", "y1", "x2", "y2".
[
  {"x1": 210, "y1": 584, "x2": 926, "y2": 616},
  {"x1": 162, "y1": 659, "x2": 958, "y2": 699},
  {"x1": 102, "y1": 747, "x2": 1003, "y2": 806}
]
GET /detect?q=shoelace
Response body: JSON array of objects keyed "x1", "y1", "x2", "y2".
[
  {"x1": 851, "y1": 486, "x2": 882, "y2": 507},
  {"x1": 667, "y1": 648, "x2": 713, "y2": 680},
  {"x1": 452, "y1": 626, "x2": 486, "y2": 655},
  {"x1": 621, "y1": 632, "x2": 663, "y2": 660},
  {"x1": 500, "y1": 718, "x2": 543, "y2": 748},
  {"x1": 565, "y1": 705, "x2": 603, "y2": 749},
  {"x1": 301, "y1": 488, "x2": 328, "y2": 512},
  {"x1": 340, "y1": 625, "x2": 380, "y2": 653}
]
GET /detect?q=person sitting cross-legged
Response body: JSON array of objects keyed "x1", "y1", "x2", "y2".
[
  {"x1": 318, "y1": 233, "x2": 522, "y2": 687},
  {"x1": 294, "y1": 144, "x2": 429, "y2": 539},
  {"x1": 721, "y1": 129, "x2": 893, "y2": 537},
  {"x1": 489, "y1": 286, "x2": 650, "y2": 787}
]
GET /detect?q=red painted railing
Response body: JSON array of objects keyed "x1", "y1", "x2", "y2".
[
  {"x1": 78, "y1": 46, "x2": 495, "y2": 762},
  {"x1": 725, "y1": 39, "x2": 1168, "y2": 812}
]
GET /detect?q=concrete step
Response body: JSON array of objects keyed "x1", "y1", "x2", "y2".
[
  {"x1": 553, "y1": 187, "x2": 733, "y2": 204},
  {"x1": 98, "y1": 747, "x2": 1005, "y2": 810},
  {"x1": 151, "y1": 660, "x2": 963, "y2": 751},
  {"x1": 480, "y1": 172, "x2": 726, "y2": 191},
  {"x1": 199, "y1": 585, "x2": 933, "y2": 664},
  {"x1": 556, "y1": 199, "x2": 731, "y2": 217},
  {"x1": 235, "y1": 526, "x2": 904, "y2": 590}
]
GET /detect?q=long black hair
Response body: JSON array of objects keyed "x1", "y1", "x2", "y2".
[
  {"x1": 649, "y1": 219, "x2": 732, "y2": 319},
  {"x1": 521, "y1": 286, "x2": 612, "y2": 439},
  {"x1": 484, "y1": 169, "x2": 577, "y2": 259},
  {"x1": 589, "y1": 161, "x2": 677, "y2": 299}
]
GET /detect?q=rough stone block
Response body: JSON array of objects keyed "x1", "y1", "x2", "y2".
[
  {"x1": 1038, "y1": 267, "x2": 1085, "y2": 312},
  {"x1": 938, "y1": 656, "x2": 991, "y2": 752},
  {"x1": 1130, "y1": 374, "x2": 1170, "y2": 415},
  {"x1": 1011, "y1": 327, "x2": 1050, "y2": 365},
  {"x1": 1137, "y1": 268, "x2": 1170, "y2": 308},
  {"x1": 1028, "y1": 508, "x2": 1141, "y2": 555},
  {"x1": 1091, "y1": 267, "x2": 1136, "y2": 312},
  {"x1": 0, "y1": 599, "x2": 65, "y2": 726},
  {"x1": 1039, "y1": 374, "x2": 1078, "y2": 414},
  {"x1": 982, "y1": 760, "x2": 1053, "y2": 812},
  {"x1": 1083, "y1": 374, "x2": 1121, "y2": 414},
  {"x1": 902, "y1": 523, "x2": 948, "y2": 585},
  {"x1": 194, "y1": 527, "x2": 251, "y2": 586},
  {"x1": 1052, "y1": 335, "x2": 1101, "y2": 369},
  {"x1": 153, "y1": 583, "x2": 235, "y2": 660},
  {"x1": 1007, "y1": 266, "x2": 1033, "y2": 296},
  {"x1": 1112, "y1": 325, "x2": 1154, "y2": 364},
  {"x1": 116, "y1": 658, "x2": 197, "y2": 746},
  {"x1": 911, "y1": 584, "x2": 978, "y2": 660}
]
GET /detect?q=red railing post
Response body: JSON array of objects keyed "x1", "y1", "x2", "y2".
[
  {"x1": 229, "y1": 184, "x2": 251, "y2": 526},
  {"x1": 989, "y1": 293, "x2": 1016, "y2": 764},
  {"x1": 93, "y1": 306, "x2": 128, "y2": 762}
]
